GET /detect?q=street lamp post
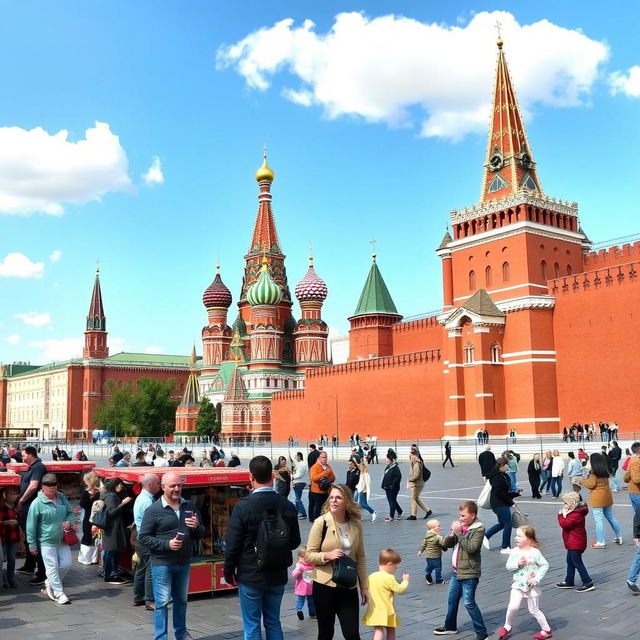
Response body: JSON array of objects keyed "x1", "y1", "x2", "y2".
[{"x1": 328, "y1": 394, "x2": 339, "y2": 446}]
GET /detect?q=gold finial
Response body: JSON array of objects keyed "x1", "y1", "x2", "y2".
[
  {"x1": 495, "y1": 20, "x2": 503, "y2": 48},
  {"x1": 216, "y1": 250, "x2": 220, "y2": 272},
  {"x1": 369, "y1": 237, "x2": 377, "y2": 261},
  {"x1": 190, "y1": 344, "x2": 197, "y2": 366},
  {"x1": 261, "y1": 253, "x2": 269, "y2": 270},
  {"x1": 308, "y1": 242, "x2": 314, "y2": 265},
  {"x1": 96, "y1": 259, "x2": 100, "y2": 275},
  {"x1": 256, "y1": 142, "x2": 275, "y2": 182}
]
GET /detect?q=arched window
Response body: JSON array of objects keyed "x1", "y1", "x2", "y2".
[
  {"x1": 541, "y1": 260, "x2": 547, "y2": 281},
  {"x1": 491, "y1": 343, "x2": 501, "y2": 363},
  {"x1": 485, "y1": 265, "x2": 493, "y2": 287},
  {"x1": 469, "y1": 270, "x2": 476, "y2": 290},
  {"x1": 554, "y1": 262, "x2": 560, "y2": 278},
  {"x1": 566, "y1": 264, "x2": 572, "y2": 275},
  {"x1": 464, "y1": 342, "x2": 475, "y2": 364},
  {"x1": 502, "y1": 261, "x2": 510, "y2": 283}
]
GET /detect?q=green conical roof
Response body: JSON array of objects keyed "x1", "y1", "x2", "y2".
[{"x1": 352, "y1": 260, "x2": 399, "y2": 317}]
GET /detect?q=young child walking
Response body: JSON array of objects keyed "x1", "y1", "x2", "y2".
[
  {"x1": 291, "y1": 546, "x2": 316, "y2": 620},
  {"x1": 498, "y1": 526, "x2": 551, "y2": 640},
  {"x1": 417, "y1": 519, "x2": 448, "y2": 584},
  {"x1": 363, "y1": 548, "x2": 410, "y2": 640},
  {"x1": 556, "y1": 491, "x2": 594, "y2": 592}
]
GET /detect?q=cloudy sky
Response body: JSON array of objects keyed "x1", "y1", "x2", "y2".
[{"x1": 1, "y1": 1, "x2": 639, "y2": 363}]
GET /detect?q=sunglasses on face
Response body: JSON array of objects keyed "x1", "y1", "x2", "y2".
[{"x1": 42, "y1": 482, "x2": 57, "y2": 487}]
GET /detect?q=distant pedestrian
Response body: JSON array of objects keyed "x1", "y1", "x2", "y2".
[
  {"x1": 539, "y1": 451, "x2": 553, "y2": 496},
  {"x1": 623, "y1": 441, "x2": 640, "y2": 514},
  {"x1": 478, "y1": 446, "x2": 495, "y2": 479},
  {"x1": 356, "y1": 461, "x2": 377, "y2": 521},
  {"x1": 407, "y1": 453, "x2": 431, "y2": 520},
  {"x1": 443, "y1": 442, "x2": 454, "y2": 468},
  {"x1": 418, "y1": 519, "x2": 448, "y2": 585},
  {"x1": 527, "y1": 454, "x2": 542, "y2": 499},
  {"x1": 273, "y1": 456, "x2": 292, "y2": 498},
  {"x1": 566, "y1": 452, "x2": 583, "y2": 493},
  {"x1": 309, "y1": 451, "x2": 335, "y2": 522},
  {"x1": 346, "y1": 460, "x2": 361, "y2": 498},
  {"x1": 382, "y1": 456, "x2": 403, "y2": 522},
  {"x1": 626, "y1": 502, "x2": 640, "y2": 594},
  {"x1": 291, "y1": 451, "x2": 309, "y2": 519},
  {"x1": 550, "y1": 450, "x2": 564, "y2": 498},
  {"x1": 0, "y1": 485, "x2": 20, "y2": 588}
]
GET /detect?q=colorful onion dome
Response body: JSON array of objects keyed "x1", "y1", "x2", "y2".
[
  {"x1": 255, "y1": 152, "x2": 275, "y2": 182},
  {"x1": 295, "y1": 256, "x2": 328, "y2": 303},
  {"x1": 247, "y1": 257, "x2": 282, "y2": 306},
  {"x1": 232, "y1": 313, "x2": 247, "y2": 335},
  {"x1": 202, "y1": 266, "x2": 232, "y2": 308}
]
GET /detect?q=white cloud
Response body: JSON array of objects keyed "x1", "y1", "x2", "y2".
[
  {"x1": 142, "y1": 156, "x2": 164, "y2": 185},
  {"x1": 29, "y1": 337, "x2": 83, "y2": 361},
  {"x1": 14, "y1": 312, "x2": 52, "y2": 327},
  {"x1": 6, "y1": 334, "x2": 21, "y2": 344},
  {"x1": 0, "y1": 253, "x2": 45, "y2": 278},
  {"x1": 609, "y1": 65, "x2": 640, "y2": 97},
  {"x1": 144, "y1": 345, "x2": 165, "y2": 354},
  {"x1": 0, "y1": 121, "x2": 132, "y2": 215},
  {"x1": 217, "y1": 11, "x2": 609, "y2": 141},
  {"x1": 50, "y1": 250, "x2": 62, "y2": 263}
]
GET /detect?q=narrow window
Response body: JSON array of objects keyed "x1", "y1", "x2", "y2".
[
  {"x1": 554, "y1": 262, "x2": 560, "y2": 278},
  {"x1": 485, "y1": 265, "x2": 493, "y2": 287},
  {"x1": 541, "y1": 260, "x2": 547, "y2": 281},
  {"x1": 491, "y1": 343, "x2": 501, "y2": 363},
  {"x1": 469, "y1": 270, "x2": 476, "y2": 291},
  {"x1": 464, "y1": 342, "x2": 475, "y2": 364},
  {"x1": 502, "y1": 261, "x2": 510, "y2": 283},
  {"x1": 566, "y1": 264, "x2": 572, "y2": 276}
]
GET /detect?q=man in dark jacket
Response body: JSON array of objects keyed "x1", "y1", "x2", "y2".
[
  {"x1": 609, "y1": 440, "x2": 622, "y2": 491},
  {"x1": 345, "y1": 460, "x2": 360, "y2": 495},
  {"x1": 224, "y1": 455, "x2": 300, "y2": 640},
  {"x1": 138, "y1": 471, "x2": 205, "y2": 640},
  {"x1": 478, "y1": 446, "x2": 496, "y2": 479},
  {"x1": 307, "y1": 443, "x2": 320, "y2": 469}
]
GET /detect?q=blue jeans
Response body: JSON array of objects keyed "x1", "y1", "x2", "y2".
[
  {"x1": 425, "y1": 557, "x2": 443, "y2": 583},
  {"x1": 358, "y1": 491, "x2": 375, "y2": 514},
  {"x1": 151, "y1": 563, "x2": 190, "y2": 640},
  {"x1": 629, "y1": 493, "x2": 640, "y2": 515},
  {"x1": 2, "y1": 542, "x2": 17, "y2": 581},
  {"x1": 238, "y1": 583, "x2": 285, "y2": 640},
  {"x1": 627, "y1": 544, "x2": 640, "y2": 584},
  {"x1": 486, "y1": 505, "x2": 512, "y2": 549},
  {"x1": 293, "y1": 483, "x2": 307, "y2": 517},
  {"x1": 296, "y1": 594, "x2": 316, "y2": 615},
  {"x1": 551, "y1": 476, "x2": 563, "y2": 498},
  {"x1": 539, "y1": 469, "x2": 551, "y2": 493},
  {"x1": 610, "y1": 473, "x2": 619, "y2": 491},
  {"x1": 102, "y1": 549, "x2": 119, "y2": 579},
  {"x1": 444, "y1": 573, "x2": 487, "y2": 635},
  {"x1": 508, "y1": 471, "x2": 517, "y2": 492},
  {"x1": 592, "y1": 505, "x2": 622, "y2": 544},
  {"x1": 565, "y1": 549, "x2": 592, "y2": 586}
]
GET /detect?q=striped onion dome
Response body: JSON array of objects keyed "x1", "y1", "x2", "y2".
[
  {"x1": 202, "y1": 267, "x2": 232, "y2": 308},
  {"x1": 295, "y1": 257, "x2": 328, "y2": 303},
  {"x1": 247, "y1": 257, "x2": 282, "y2": 306}
]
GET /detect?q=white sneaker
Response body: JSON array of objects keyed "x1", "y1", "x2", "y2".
[
  {"x1": 371, "y1": 512, "x2": 377, "y2": 522},
  {"x1": 43, "y1": 580, "x2": 56, "y2": 602},
  {"x1": 482, "y1": 536, "x2": 490, "y2": 550},
  {"x1": 56, "y1": 593, "x2": 70, "y2": 605},
  {"x1": 500, "y1": 547, "x2": 512, "y2": 554},
  {"x1": 614, "y1": 536, "x2": 623, "y2": 545}
]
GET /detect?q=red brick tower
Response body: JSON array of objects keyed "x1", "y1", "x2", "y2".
[
  {"x1": 201, "y1": 265, "x2": 233, "y2": 374},
  {"x1": 440, "y1": 37, "x2": 588, "y2": 437},
  {"x1": 83, "y1": 268, "x2": 108, "y2": 359}
]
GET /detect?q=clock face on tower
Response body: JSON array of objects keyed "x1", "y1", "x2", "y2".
[{"x1": 489, "y1": 153, "x2": 503, "y2": 172}]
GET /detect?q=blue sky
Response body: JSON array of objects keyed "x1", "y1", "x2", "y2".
[{"x1": 1, "y1": 1, "x2": 639, "y2": 363}]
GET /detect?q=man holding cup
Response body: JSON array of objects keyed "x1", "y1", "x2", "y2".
[{"x1": 138, "y1": 471, "x2": 205, "y2": 640}]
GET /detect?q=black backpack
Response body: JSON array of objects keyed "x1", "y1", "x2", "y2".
[
  {"x1": 255, "y1": 507, "x2": 292, "y2": 571},
  {"x1": 422, "y1": 463, "x2": 431, "y2": 482}
]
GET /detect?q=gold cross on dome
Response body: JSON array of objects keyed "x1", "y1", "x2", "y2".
[{"x1": 494, "y1": 20, "x2": 503, "y2": 39}]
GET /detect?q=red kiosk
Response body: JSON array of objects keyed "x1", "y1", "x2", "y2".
[
  {"x1": 7, "y1": 461, "x2": 96, "y2": 503},
  {"x1": 0, "y1": 472, "x2": 20, "y2": 487},
  {"x1": 93, "y1": 466, "x2": 251, "y2": 595}
]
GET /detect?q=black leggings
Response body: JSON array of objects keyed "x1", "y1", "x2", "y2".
[
  {"x1": 312, "y1": 581, "x2": 361, "y2": 640},
  {"x1": 309, "y1": 491, "x2": 328, "y2": 522},
  {"x1": 385, "y1": 487, "x2": 402, "y2": 518}
]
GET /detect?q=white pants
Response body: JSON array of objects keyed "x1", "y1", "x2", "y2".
[
  {"x1": 78, "y1": 543, "x2": 99, "y2": 565},
  {"x1": 505, "y1": 586, "x2": 550, "y2": 632},
  {"x1": 41, "y1": 545, "x2": 72, "y2": 597}
]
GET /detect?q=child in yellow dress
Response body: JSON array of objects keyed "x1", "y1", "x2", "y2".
[{"x1": 363, "y1": 548, "x2": 410, "y2": 640}]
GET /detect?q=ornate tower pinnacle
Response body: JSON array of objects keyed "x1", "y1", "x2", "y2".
[
  {"x1": 83, "y1": 267, "x2": 109, "y2": 359},
  {"x1": 480, "y1": 37, "x2": 542, "y2": 202}
]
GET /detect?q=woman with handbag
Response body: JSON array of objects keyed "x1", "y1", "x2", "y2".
[
  {"x1": 484, "y1": 457, "x2": 521, "y2": 553},
  {"x1": 102, "y1": 477, "x2": 133, "y2": 584},
  {"x1": 78, "y1": 471, "x2": 100, "y2": 565},
  {"x1": 305, "y1": 484, "x2": 369, "y2": 640},
  {"x1": 309, "y1": 451, "x2": 336, "y2": 522},
  {"x1": 25, "y1": 473, "x2": 76, "y2": 604}
]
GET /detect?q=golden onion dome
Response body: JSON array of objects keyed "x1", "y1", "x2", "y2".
[{"x1": 256, "y1": 154, "x2": 275, "y2": 182}]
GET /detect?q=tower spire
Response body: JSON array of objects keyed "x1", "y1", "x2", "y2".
[
  {"x1": 481, "y1": 37, "x2": 542, "y2": 202},
  {"x1": 83, "y1": 267, "x2": 108, "y2": 359}
]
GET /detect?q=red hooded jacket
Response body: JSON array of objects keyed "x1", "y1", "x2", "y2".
[{"x1": 558, "y1": 504, "x2": 589, "y2": 551}]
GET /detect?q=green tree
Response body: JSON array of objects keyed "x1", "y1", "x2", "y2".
[
  {"x1": 196, "y1": 396, "x2": 219, "y2": 437},
  {"x1": 93, "y1": 379, "x2": 135, "y2": 438}
]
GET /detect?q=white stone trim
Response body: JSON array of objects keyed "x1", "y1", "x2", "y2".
[
  {"x1": 473, "y1": 327, "x2": 490, "y2": 333},
  {"x1": 503, "y1": 358, "x2": 556, "y2": 365},
  {"x1": 502, "y1": 350, "x2": 556, "y2": 358},
  {"x1": 449, "y1": 395, "x2": 465, "y2": 399},
  {"x1": 444, "y1": 417, "x2": 560, "y2": 426},
  {"x1": 447, "y1": 358, "x2": 556, "y2": 367},
  {"x1": 475, "y1": 393, "x2": 493, "y2": 397},
  {"x1": 496, "y1": 295, "x2": 556, "y2": 313},
  {"x1": 454, "y1": 282, "x2": 548, "y2": 302}
]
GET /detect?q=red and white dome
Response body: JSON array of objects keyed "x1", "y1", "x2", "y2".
[
  {"x1": 203, "y1": 270, "x2": 232, "y2": 308},
  {"x1": 295, "y1": 259, "x2": 328, "y2": 303}
]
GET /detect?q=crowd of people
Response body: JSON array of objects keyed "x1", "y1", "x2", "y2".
[{"x1": 106, "y1": 443, "x2": 241, "y2": 469}]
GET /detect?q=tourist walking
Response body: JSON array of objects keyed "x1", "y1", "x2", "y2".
[
  {"x1": 138, "y1": 471, "x2": 205, "y2": 640},
  {"x1": 539, "y1": 451, "x2": 553, "y2": 495},
  {"x1": 305, "y1": 484, "x2": 369, "y2": 640},
  {"x1": 497, "y1": 526, "x2": 551, "y2": 640},
  {"x1": 443, "y1": 441, "x2": 454, "y2": 468},
  {"x1": 102, "y1": 477, "x2": 133, "y2": 584},
  {"x1": 527, "y1": 454, "x2": 542, "y2": 499},
  {"x1": 484, "y1": 457, "x2": 521, "y2": 553},
  {"x1": 579, "y1": 453, "x2": 622, "y2": 548},
  {"x1": 609, "y1": 440, "x2": 623, "y2": 491},
  {"x1": 26, "y1": 473, "x2": 76, "y2": 605},
  {"x1": 550, "y1": 450, "x2": 565, "y2": 498},
  {"x1": 291, "y1": 451, "x2": 309, "y2": 519},
  {"x1": 556, "y1": 491, "x2": 594, "y2": 591},
  {"x1": 355, "y1": 461, "x2": 376, "y2": 521},
  {"x1": 566, "y1": 452, "x2": 583, "y2": 493},
  {"x1": 418, "y1": 519, "x2": 448, "y2": 585},
  {"x1": 77, "y1": 471, "x2": 100, "y2": 565},
  {"x1": 505, "y1": 451, "x2": 519, "y2": 492},
  {"x1": 309, "y1": 450, "x2": 336, "y2": 522},
  {"x1": 407, "y1": 453, "x2": 431, "y2": 520},
  {"x1": 362, "y1": 548, "x2": 409, "y2": 640},
  {"x1": 292, "y1": 545, "x2": 316, "y2": 620},
  {"x1": 433, "y1": 501, "x2": 488, "y2": 639},
  {"x1": 346, "y1": 460, "x2": 361, "y2": 498},
  {"x1": 626, "y1": 502, "x2": 640, "y2": 593},
  {"x1": 382, "y1": 456, "x2": 403, "y2": 522},
  {"x1": 623, "y1": 441, "x2": 640, "y2": 514},
  {"x1": 0, "y1": 484, "x2": 20, "y2": 588},
  {"x1": 274, "y1": 456, "x2": 292, "y2": 498},
  {"x1": 478, "y1": 446, "x2": 495, "y2": 479}
]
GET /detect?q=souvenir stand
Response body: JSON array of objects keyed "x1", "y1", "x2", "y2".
[
  {"x1": 93, "y1": 466, "x2": 251, "y2": 594},
  {"x1": 0, "y1": 472, "x2": 20, "y2": 487}
]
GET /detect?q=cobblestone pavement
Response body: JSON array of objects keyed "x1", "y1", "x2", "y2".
[{"x1": 1, "y1": 458, "x2": 638, "y2": 639}]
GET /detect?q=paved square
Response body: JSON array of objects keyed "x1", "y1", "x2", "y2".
[{"x1": 1, "y1": 458, "x2": 638, "y2": 639}]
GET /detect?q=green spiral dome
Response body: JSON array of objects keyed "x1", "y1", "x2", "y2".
[{"x1": 247, "y1": 259, "x2": 283, "y2": 306}]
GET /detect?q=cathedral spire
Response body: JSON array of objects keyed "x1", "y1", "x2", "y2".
[{"x1": 481, "y1": 37, "x2": 542, "y2": 202}]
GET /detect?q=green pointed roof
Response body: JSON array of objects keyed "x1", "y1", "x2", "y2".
[{"x1": 352, "y1": 260, "x2": 400, "y2": 317}]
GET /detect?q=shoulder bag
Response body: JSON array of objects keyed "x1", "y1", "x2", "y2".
[
  {"x1": 477, "y1": 479, "x2": 492, "y2": 509},
  {"x1": 320, "y1": 519, "x2": 358, "y2": 589},
  {"x1": 511, "y1": 504, "x2": 528, "y2": 528}
]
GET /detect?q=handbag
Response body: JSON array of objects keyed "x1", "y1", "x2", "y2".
[
  {"x1": 320, "y1": 520, "x2": 359, "y2": 589},
  {"x1": 511, "y1": 504, "x2": 528, "y2": 528},
  {"x1": 63, "y1": 527, "x2": 79, "y2": 546},
  {"x1": 477, "y1": 479, "x2": 491, "y2": 509},
  {"x1": 318, "y1": 476, "x2": 332, "y2": 491}
]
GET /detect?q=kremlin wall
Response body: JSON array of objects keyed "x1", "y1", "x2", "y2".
[{"x1": 2, "y1": 38, "x2": 639, "y2": 442}]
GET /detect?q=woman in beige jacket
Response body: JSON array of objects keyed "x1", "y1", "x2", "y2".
[{"x1": 306, "y1": 484, "x2": 369, "y2": 640}]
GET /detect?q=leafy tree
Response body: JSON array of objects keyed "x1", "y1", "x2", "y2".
[{"x1": 196, "y1": 396, "x2": 220, "y2": 437}]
